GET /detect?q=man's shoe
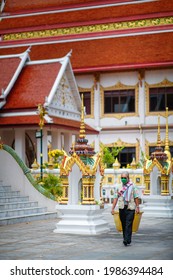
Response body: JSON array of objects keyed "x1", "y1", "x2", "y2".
[{"x1": 123, "y1": 241, "x2": 127, "y2": 246}]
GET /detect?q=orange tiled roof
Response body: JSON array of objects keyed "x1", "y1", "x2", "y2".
[
  {"x1": 0, "y1": 57, "x2": 21, "y2": 92},
  {"x1": 1, "y1": 32, "x2": 173, "y2": 72},
  {"x1": 0, "y1": 115, "x2": 98, "y2": 134},
  {"x1": 2, "y1": 0, "x2": 173, "y2": 24},
  {"x1": 2, "y1": 62, "x2": 61, "y2": 110},
  {"x1": 1, "y1": 3, "x2": 173, "y2": 32},
  {"x1": 3, "y1": 0, "x2": 98, "y2": 12},
  {"x1": 1, "y1": 0, "x2": 173, "y2": 72}
]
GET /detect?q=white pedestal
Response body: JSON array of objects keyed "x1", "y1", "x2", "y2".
[
  {"x1": 142, "y1": 195, "x2": 173, "y2": 218},
  {"x1": 54, "y1": 204, "x2": 110, "y2": 235}
]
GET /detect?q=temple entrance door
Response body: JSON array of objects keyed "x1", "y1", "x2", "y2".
[
  {"x1": 150, "y1": 166, "x2": 159, "y2": 195},
  {"x1": 156, "y1": 176, "x2": 161, "y2": 195},
  {"x1": 78, "y1": 178, "x2": 82, "y2": 203},
  {"x1": 68, "y1": 163, "x2": 82, "y2": 204}
]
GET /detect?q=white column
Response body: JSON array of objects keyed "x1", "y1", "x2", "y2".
[
  {"x1": 51, "y1": 130, "x2": 62, "y2": 149},
  {"x1": 94, "y1": 134, "x2": 100, "y2": 153},
  {"x1": 139, "y1": 79, "x2": 145, "y2": 153},
  {"x1": 14, "y1": 129, "x2": 25, "y2": 162},
  {"x1": 94, "y1": 82, "x2": 101, "y2": 130},
  {"x1": 64, "y1": 132, "x2": 72, "y2": 153}
]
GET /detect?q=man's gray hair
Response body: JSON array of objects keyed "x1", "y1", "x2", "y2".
[{"x1": 121, "y1": 171, "x2": 129, "y2": 177}]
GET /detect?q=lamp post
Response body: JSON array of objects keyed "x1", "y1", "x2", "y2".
[{"x1": 37, "y1": 104, "x2": 47, "y2": 181}]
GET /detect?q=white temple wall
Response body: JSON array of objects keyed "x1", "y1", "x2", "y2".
[
  {"x1": 75, "y1": 74, "x2": 93, "y2": 88},
  {"x1": 99, "y1": 71, "x2": 138, "y2": 87},
  {"x1": 99, "y1": 130, "x2": 139, "y2": 144},
  {"x1": 145, "y1": 69, "x2": 173, "y2": 84},
  {"x1": 76, "y1": 69, "x2": 173, "y2": 162},
  {"x1": 143, "y1": 129, "x2": 170, "y2": 143}
]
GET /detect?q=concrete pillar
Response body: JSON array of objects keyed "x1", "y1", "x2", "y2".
[
  {"x1": 14, "y1": 129, "x2": 25, "y2": 163},
  {"x1": 64, "y1": 132, "x2": 72, "y2": 153},
  {"x1": 51, "y1": 130, "x2": 61, "y2": 149},
  {"x1": 94, "y1": 82, "x2": 101, "y2": 130}
]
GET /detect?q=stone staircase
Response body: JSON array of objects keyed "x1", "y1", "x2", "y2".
[
  {"x1": 142, "y1": 195, "x2": 173, "y2": 218},
  {"x1": 0, "y1": 182, "x2": 57, "y2": 225}
]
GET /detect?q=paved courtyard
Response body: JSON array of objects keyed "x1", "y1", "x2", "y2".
[{"x1": 0, "y1": 206, "x2": 173, "y2": 260}]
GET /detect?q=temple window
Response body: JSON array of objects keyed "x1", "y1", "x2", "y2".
[
  {"x1": 104, "y1": 89, "x2": 135, "y2": 114},
  {"x1": 149, "y1": 87, "x2": 173, "y2": 112},
  {"x1": 118, "y1": 146, "x2": 136, "y2": 168}
]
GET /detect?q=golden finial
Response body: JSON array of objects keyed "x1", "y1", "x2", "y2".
[
  {"x1": 164, "y1": 107, "x2": 171, "y2": 161},
  {"x1": 165, "y1": 107, "x2": 169, "y2": 152},
  {"x1": 79, "y1": 94, "x2": 86, "y2": 139},
  {"x1": 131, "y1": 157, "x2": 137, "y2": 169},
  {"x1": 157, "y1": 115, "x2": 161, "y2": 147},
  {"x1": 31, "y1": 159, "x2": 39, "y2": 170},
  {"x1": 113, "y1": 157, "x2": 121, "y2": 169}
]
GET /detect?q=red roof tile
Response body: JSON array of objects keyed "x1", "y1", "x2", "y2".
[
  {"x1": 3, "y1": 0, "x2": 98, "y2": 13},
  {"x1": 3, "y1": 62, "x2": 62, "y2": 110},
  {"x1": 2, "y1": 0, "x2": 173, "y2": 29},
  {"x1": 0, "y1": 115, "x2": 98, "y2": 134},
  {"x1": 0, "y1": 57, "x2": 21, "y2": 92},
  {"x1": 1, "y1": 2, "x2": 173, "y2": 33},
  {"x1": 1, "y1": 32, "x2": 173, "y2": 72}
]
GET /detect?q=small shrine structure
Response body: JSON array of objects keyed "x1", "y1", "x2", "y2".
[
  {"x1": 54, "y1": 95, "x2": 110, "y2": 235},
  {"x1": 142, "y1": 108, "x2": 173, "y2": 217}
]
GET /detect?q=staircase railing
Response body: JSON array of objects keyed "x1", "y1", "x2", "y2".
[{"x1": 1, "y1": 144, "x2": 57, "y2": 201}]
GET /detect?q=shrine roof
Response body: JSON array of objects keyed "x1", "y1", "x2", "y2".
[
  {"x1": 0, "y1": 57, "x2": 21, "y2": 93},
  {"x1": 1, "y1": 61, "x2": 62, "y2": 110}
]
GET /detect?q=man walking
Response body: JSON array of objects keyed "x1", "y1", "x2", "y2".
[{"x1": 111, "y1": 171, "x2": 140, "y2": 246}]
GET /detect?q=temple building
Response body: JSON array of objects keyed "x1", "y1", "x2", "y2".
[{"x1": 0, "y1": 0, "x2": 173, "y2": 169}]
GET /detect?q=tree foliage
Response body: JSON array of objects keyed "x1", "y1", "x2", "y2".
[{"x1": 101, "y1": 145, "x2": 124, "y2": 168}]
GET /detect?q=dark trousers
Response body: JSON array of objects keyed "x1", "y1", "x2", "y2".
[{"x1": 119, "y1": 206, "x2": 135, "y2": 243}]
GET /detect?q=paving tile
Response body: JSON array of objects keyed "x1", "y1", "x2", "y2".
[{"x1": 0, "y1": 207, "x2": 173, "y2": 260}]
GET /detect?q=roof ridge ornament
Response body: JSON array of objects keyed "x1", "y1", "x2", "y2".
[
  {"x1": 67, "y1": 50, "x2": 72, "y2": 57},
  {"x1": 79, "y1": 94, "x2": 86, "y2": 139},
  {"x1": 69, "y1": 94, "x2": 95, "y2": 157},
  {"x1": 157, "y1": 115, "x2": 161, "y2": 147},
  {"x1": 150, "y1": 114, "x2": 167, "y2": 162},
  {"x1": 164, "y1": 107, "x2": 171, "y2": 161}
]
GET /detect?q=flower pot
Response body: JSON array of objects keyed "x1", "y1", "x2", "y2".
[{"x1": 113, "y1": 211, "x2": 143, "y2": 233}]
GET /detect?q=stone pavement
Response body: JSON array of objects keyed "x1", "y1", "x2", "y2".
[{"x1": 0, "y1": 205, "x2": 173, "y2": 260}]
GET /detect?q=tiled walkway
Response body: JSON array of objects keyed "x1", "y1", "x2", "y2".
[{"x1": 0, "y1": 206, "x2": 173, "y2": 260}]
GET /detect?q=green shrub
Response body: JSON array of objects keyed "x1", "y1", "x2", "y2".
[{"x1": 38, "y1": 174, "x2": 62, "y2": 197}]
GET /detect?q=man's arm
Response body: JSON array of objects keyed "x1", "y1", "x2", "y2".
[
  {"x1": 134, "y1": 197, "x2": 140, "y2": 213},
  {"x1": 111, "y1": 197, "x2": 118, "y2": 215}
]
